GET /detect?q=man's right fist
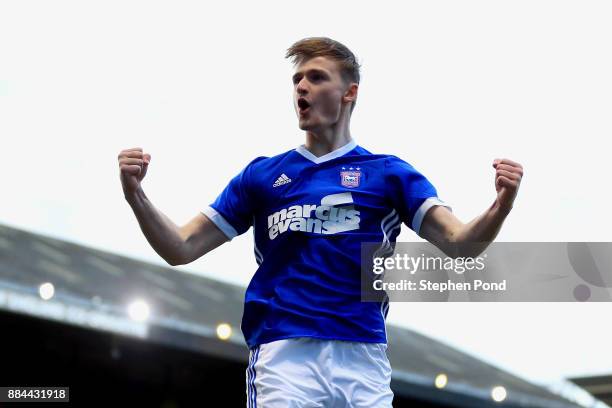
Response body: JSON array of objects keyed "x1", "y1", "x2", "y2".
[{"x1": 118, "y1": 147, "x2": 151, "y2": 197}]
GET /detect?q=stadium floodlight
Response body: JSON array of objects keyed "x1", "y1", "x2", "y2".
[
  {"x1": 491, "y1": 385, "x2": 507, "y2": 402},
  {"x1": 39, "y1": 282, "x2": 55, "y2": 300},
  {"x1": 216, "y1": 323, "x2": 232, "y2": 340},
  {"x1": 127, "y1": 299, "x2": 151, "y2": 322},
  {"x1": 434, "y1": 373, "x2": 448, "y2": 389}
]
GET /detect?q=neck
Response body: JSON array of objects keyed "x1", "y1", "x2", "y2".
[{"x1": 303, "y1": 111, "x2": 352, "y2": 157}]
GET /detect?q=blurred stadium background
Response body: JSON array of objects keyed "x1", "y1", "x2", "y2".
[{"x1": 0, "y1": 223, "x2": 608, "y2": 407}]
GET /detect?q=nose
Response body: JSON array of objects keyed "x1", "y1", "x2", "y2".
[{"x1": 296, "y1": 77, "x2": 308, "y2": 96}]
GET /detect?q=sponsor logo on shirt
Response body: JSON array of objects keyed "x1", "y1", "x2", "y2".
[{"x1": 267, "y1": 192, "x2": 360, "y2": 240}]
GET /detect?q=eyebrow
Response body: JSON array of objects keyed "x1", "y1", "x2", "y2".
[{"x1": 292, "y1": 68, "x2": 329, "y2": 83}]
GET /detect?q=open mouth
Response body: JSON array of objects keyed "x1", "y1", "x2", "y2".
[{"x1": 297, "y1": 98, "x2": 311, "y2": 114}]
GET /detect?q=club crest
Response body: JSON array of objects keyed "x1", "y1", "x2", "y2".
[{"x1": 340, "y1": 169, "x2": 361, "y2": 188}]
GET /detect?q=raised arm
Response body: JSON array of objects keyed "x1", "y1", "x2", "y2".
[
  {"x1": 118, "y1": 148, "x2": 228, "y2": 266},
  {"x1": 419, "y1": 158, "x2": 523, "y2": 258}
]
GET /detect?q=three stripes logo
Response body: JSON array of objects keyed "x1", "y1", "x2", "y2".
[{"x1": 273, "y1": 173, "x2": 292, "y2": 187}]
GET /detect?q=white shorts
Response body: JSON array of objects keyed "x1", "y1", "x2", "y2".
[{"x1": 245, "y1": 337, "x2": 394, "y2": 407}]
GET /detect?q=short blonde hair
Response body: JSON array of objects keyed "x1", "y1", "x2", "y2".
[{"x1": 286, "y1": 37, "x2": 360, "y2": 113}]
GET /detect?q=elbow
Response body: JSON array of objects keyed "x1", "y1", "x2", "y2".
[
  {"x1": 444, "y1": 242, "x2": 489, "y2": 259},
  {"x1": 166, "y1": 258, "x2": 182, "y2": 267},
  {"x1": 438, "y1": 246, "x2": 480, "y2": 259},
  {"x1": 440, "y1": 244, "x2": 461, "y2": 259},
  {"x1": 164, "y1": 242, "x2": 192, "y2": 266},
  {"x1": 436, "y1": 232, "x2": 461, "y2": 259},
  {"x1": 441, "y1": 226, "x2": 481, "y2": 258},
  {"x1": 165, "y1": 253, "x2": 186, "y2": 267}
]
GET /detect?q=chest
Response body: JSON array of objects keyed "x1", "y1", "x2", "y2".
[{"x1": 253, "y1": 162, "x2": 393, "y2": 240}]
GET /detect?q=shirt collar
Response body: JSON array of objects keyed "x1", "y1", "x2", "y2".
[{"x1": 295, "y1": 139, "x2": 357, "y2": 164}]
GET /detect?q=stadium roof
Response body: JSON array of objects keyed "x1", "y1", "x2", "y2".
[
  {"x1": 569, "y1": 375, "x2": 612, "y2": 407},
  {"x1": 0, "y1": 223, "x2": 584, "y2": 408}
]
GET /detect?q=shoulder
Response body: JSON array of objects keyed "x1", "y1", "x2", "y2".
[
  {"x1": 353, "y1": 146, "x2": 414, "y2": 167},
  {"x1": 347, "y1": 146, "x2": 402, "y2": 165},
  {"x1": 244, "y1": 148, "x2": 295, "y2": 173},
  {"x1": 239, "y1": 148, "x2": 300, "y2": 189},
  {"x1": 381, "y1": 155, "x2": 434, "y2": 190},
  {"x1": 379, "y1": 154, "x2": 419, "y2": 175},
  {"x1": 347, "y1": 147, "x2": 423, "y2": 178}
]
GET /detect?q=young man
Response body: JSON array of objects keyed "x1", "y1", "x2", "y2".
[{"x1": 117, "y1": 37, "x2": 523, "y2": 407}]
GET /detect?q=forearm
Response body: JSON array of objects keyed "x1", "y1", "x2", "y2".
[
  {"x1": 422, "y1": 158, "x2": 522, "y2": 258},
  {"x1": 452, "y1": 201, "x2": 510, "y2": 257},
  {"x1": 125, "y1": 187, "x2": 186, "y2": 265}
]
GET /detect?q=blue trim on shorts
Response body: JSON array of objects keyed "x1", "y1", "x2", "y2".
[{"x1": 247, "y1": 346, "x2": 260, "y2": 408}]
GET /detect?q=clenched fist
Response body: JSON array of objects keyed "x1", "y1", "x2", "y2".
[
  {"x1": 118, "y1": 147, "x2": 151, "y2": 197},
  {"x1": 492, "y1": 158, "x2": 523, "y2": 212}
]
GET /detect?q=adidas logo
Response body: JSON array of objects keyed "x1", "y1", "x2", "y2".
[{"x1": 273, "y1": 174, "x2": 292, "y2": 187}]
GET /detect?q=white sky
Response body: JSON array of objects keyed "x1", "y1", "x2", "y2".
[{"x1": 1, "y1": 0, "x2": 611, "y2": 392}]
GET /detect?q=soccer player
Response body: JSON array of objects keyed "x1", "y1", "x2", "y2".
[{"x1": 117, "y1": 37, "x2": 523, "y2": 407}]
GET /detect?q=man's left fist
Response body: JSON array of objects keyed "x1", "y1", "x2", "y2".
[{"x1": 492, "y1": 158, "x2": 523, "y2": 212}]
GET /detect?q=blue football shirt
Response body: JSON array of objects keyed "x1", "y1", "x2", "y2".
[{"x1": 202, "y1": 140, "x2": 451, "y2": 348}]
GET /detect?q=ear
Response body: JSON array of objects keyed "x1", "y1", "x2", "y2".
[{"x1": 342, "y1": 82, "x2": 358, "y2": 105}]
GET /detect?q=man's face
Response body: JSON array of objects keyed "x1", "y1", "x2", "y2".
[{"x1": 292, "y1": 56, "x2": 354, "y2": 131}]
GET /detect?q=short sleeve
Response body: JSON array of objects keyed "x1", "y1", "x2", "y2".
[
  {"x1": 202, "y1": 158, "x2": 262, "y2": 240},
  {"x1": 384, "y1": 156, "x2": 452, "y2": 235}
]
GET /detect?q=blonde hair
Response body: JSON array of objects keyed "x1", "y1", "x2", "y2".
[{"x1": 286, "y1": 37, "x2": 360, "y2": 113}]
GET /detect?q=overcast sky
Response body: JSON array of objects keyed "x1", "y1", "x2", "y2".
[{"x1": 1, "y1": 0, "x2": 611, "y2": 393}]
